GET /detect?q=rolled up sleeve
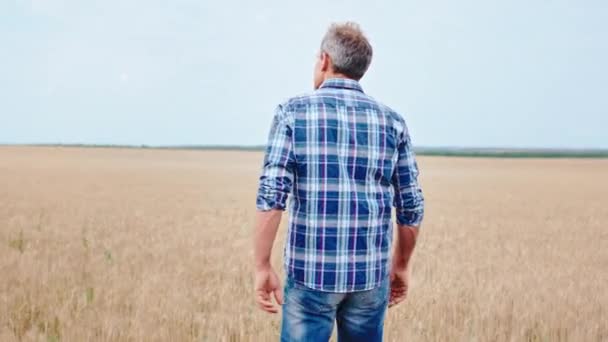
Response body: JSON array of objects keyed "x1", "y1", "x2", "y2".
[
  {"x1": 256, "y1": 105, "x2": 296, "y2": 211},
  {"x1": 392, "y1": 130, "x2": 425, "y2": 226}
]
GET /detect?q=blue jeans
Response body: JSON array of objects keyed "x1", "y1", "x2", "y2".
[{"x1": 280, "y1": 276, "x2": 390, "y2": 342}]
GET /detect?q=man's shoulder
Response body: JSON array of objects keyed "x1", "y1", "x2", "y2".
[
  {"x1": 364, "y1": 97, "x2": 412, "y2": 139},
  {"x1": 279, "y1": 90, "x2": 325, "y2": 110},
  {"x1": 374, "y1": 99, "x2": 405, "y2": 121},
  {"x1": 277, "y1": 91, "x2": 408, "y2": 129},
  {"x1": 362, "y1": 95, "x2": 408, "y2": 129}
]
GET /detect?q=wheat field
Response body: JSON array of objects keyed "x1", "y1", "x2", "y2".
[{"x1": 1, "y1": 146, "x2": 606, "y2": 341}]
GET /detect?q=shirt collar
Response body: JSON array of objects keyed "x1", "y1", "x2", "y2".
[{"x1": 319, "y1": 78, "x2": 364, "y2": 93}]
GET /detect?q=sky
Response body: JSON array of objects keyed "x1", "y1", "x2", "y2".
[{"x1": 1, "y1": 0, "x2": 607, "y2": 148}]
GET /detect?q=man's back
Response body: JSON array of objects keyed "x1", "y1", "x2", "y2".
[
  {"x1": 257, "y1": 78, "x2": 424, "y2": 292},
  {"x1": 253, "y1": 22, "x2": 424, "y2": 342}
]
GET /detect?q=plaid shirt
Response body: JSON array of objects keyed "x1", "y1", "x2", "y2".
[{"x1": 257, "y1": 78, "x2": 424, "y2": 292}]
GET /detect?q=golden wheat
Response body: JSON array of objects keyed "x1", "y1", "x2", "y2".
[{"x1": 1, "y1": 147, "x2": 606, "y2": 341}]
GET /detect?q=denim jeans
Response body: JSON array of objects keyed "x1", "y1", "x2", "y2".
[{"x1": 280, "y1": 276, "x2": 390, "y2": 342}]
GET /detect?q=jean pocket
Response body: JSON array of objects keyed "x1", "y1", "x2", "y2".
[
  {"x1": 285, "y1": 279, "x2": 342, "y2": 313},
  {"x1": 354, "y1": 277, "x2": 390, "y2": 307}
]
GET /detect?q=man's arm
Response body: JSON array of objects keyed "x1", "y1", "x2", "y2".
[
  {"x1": 254, "y1": 104, "x2": 295, "y2": 314},
  {"x1": 389, "y1": 129, "x2": 424, "y2": 307},
  {"x1": 253, "y1": 209, "x2": 284, "y2": 313},
  {"x1": 254, "y1": 210, "x2": 283, "y2": 271},
  {"x1": 389, "y1": 223, "x2": 419, "y2": 307},
  {"x1": 392, "y1": 223, "x2": 419, "y2": 270}
]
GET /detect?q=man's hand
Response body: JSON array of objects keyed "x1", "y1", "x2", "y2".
[
  {"x1": 389, "y1": 262, "x2": 410, "y2": 308},
  {"x1": 254, "y1": 265, "x2": 283, "y2": 314}
]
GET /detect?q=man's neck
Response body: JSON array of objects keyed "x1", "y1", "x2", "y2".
[{"x1": 323, "y1": 72, "x2": 351, "y2": 81}]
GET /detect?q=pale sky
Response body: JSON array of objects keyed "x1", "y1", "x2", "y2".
[{"x1": 1, "y1": 0, "x2": 607, "y2": 148}]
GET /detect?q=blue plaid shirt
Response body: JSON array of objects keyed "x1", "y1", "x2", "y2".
[{"x1": 257, "y1": 78, "x2": 424, "y2": 292}]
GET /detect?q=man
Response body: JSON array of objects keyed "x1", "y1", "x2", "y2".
[{"x1": 254, "y1": 22, "x2": 424, "y2": 342}]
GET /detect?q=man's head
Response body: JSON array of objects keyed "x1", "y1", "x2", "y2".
[{"x1": 314, "y1": 22, "x2": 373, "y2": 89}]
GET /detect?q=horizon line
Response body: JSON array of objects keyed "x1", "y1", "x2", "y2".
[
  {"x1": 1, "y1": 142, "x2": 608, "y2": 151},
  {"x1": 2, "y1": 143, "x2": 608, "y2": 158}
]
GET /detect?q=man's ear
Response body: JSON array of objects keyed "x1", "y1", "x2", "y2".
[{"x1": 320, "y1": 52, "x2": 330, "y2": 72}]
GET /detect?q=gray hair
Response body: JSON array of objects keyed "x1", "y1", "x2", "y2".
[{"x1": 320, "y1": 22, "x2": 373, "y2": 80}]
